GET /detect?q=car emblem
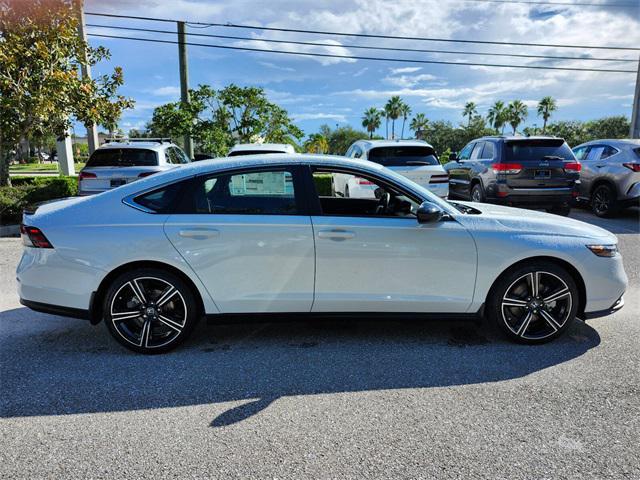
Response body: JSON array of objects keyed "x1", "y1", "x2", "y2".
[{"x1": 539, "y1": 160, "x2": 549, "y2": 167}]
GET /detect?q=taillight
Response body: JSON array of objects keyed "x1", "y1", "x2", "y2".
[
  {"x1": 357, "y1": 178, "x2": 373, "y2": 185},
  {"x1": 20, "y1": 225, "x2": 53, "y2": 248},
  {"x1": 492, "y1": 163, "x2": 522, "y2": 174},
  {"x1": 138, "y1": 171, "x2": 157, "y2": 178},
  {"x1": 78, "y1": 171, "x2": 96, "y2": 181},
  {"x1": 622, "y1": 163, "x2": 640, "y2": 172},
  {"x1": 564, "y1": 162, "x2": 582, "y2": 172}
]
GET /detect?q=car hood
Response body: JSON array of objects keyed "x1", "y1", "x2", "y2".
[{"x1": 454, "y1": 201, "x2": 616, "y2": 242}]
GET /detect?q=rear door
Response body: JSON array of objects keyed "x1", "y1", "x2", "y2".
[
  {"x1": 447, "y1": 142, "x2": 475, "y2": 198},
  {"x1": 366, "y1": 145, "x2": 444, "y2": 189},
  {"x1": 81, "y1": 148, "x2": 159, "y2": 192},
  {"x1": 502, "y1": 139, "x2": 577, "y2": 190},
  {"x1": 163, "y1": 166, "x2": 315, "y2": 313}
]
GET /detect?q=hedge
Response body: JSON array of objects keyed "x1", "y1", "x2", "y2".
[
  {"x1": 314, "y1": 174, "x2": 333, "y2": 196},
  {"x1": 0, "y1": 176, "x2": 78, "y2": 225}
]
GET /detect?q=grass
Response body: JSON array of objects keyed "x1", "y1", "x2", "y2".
[{"x1": 9, "y1": 162, "x2": 85, "y2": 172}]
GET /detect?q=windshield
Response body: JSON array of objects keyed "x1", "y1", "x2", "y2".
[
  {"x1": 368, "y1": 146, "x2": 439, "y2": 167},
  {"x1": 86, "y1": 148, "x2": 158, "y2": 167},
  {"x1": 505, "y1": 139, "x2": 575, "y2": 162}
]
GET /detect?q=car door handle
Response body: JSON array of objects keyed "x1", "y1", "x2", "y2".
[
  {"x1": 318, "y1": 229, "x2": 356, "y2": 240},
  {"x1": 178, "y1": 228, "x2": 220, "y2": 239}
]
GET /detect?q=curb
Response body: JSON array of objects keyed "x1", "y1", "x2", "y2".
[{"x1": 0, "y1": 224, "x2": 20, "y2": 238}]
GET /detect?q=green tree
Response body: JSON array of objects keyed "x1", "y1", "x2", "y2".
[
  {"x1": 506, "y1": 100, "x2": 528, "y2": 135},
  {"x1": 362, "y1": 107, "x2": 382, "y2": 139},
  {"x1": 399, "y1": 102, "x2": 412, "y2": 139},
  {"x1": 304, "y1": 133, "x2": 329, "y2": 154},
  {"x1": 462, "y1": 102, "x2": 478, "y2": 127},
  {"x1": 0, "y1": 0, "x2": 134, "y2": 185},
  {"x1": 409, "y1": 113, "x2": 429, "y2": 138},
  {"x1": 537, "y1": 96, "x2": 557, "y2": 133},
  {"x1": 318, "y1": 124, "x2": 370, "y2": 155},
  {"x1": 147, "y1": 84, "x2": 303, "y2": 157},
  {"x1": 385, "y1": 96, "x2": 403, "y2": 139},
  {"x1": 487, "y1": 100, "x2": 507, "y2": 134}
]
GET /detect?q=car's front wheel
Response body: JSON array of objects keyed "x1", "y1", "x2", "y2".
[
  {"x1": 488, "y1": 261, "x2": 578, "y2": 344},
  {"x1": 103, "y1": 268, "x2": 199, "y2": 354},
  {"x1": 591, "y1": 184, "x2": 618, "y2": 217}
]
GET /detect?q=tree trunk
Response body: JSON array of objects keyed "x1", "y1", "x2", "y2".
[
  {"x1": 542, "y1": 117, "x2": 548, "y2": 133},
  {"x1": 391, "y1": 120, "x2": 395, "y2": 139},
  {"x1": 385, "y1": 118, "x2": 388, "y2": 139},
  {"x1": 0, "y1": 144, "x2": 11, "y2": 187},
  {"x1": 401, "y1": 119, "x2": 405, "y2": 139}
]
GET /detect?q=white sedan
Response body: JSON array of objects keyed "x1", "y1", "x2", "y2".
[{"x1": 17, "y1": 155, "x2": 627, "y2": 353}]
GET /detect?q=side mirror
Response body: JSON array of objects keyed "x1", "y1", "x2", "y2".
[
  {"x1": 416, "y1": 201, "x2": 444, "y2": 224},
  {"x1": 449, "y1": 152, "x2": 458, "y2": 161}
]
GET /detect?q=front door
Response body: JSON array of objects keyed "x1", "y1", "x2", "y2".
[
  {"x1": 308, "y1": 168, "x2": 477, "y2": 313},
  {"x1": 164, "y1": 166, "x2": 315, "y2": 313}
]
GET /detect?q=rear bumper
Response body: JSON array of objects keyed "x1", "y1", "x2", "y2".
[
  {"x1": 20, "y1": 298, "x2": 90, "y2": 320},
  {"x1": 490, "y1": 193, "x2": 573, "y2": 207}
]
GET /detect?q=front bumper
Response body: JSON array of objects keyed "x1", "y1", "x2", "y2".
[{"x1": 582, "y1": 296, "x2": 624, "y2": 320}]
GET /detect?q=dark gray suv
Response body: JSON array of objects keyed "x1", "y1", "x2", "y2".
[{"x1": 443, "y1": 136, "x2": 581, "y2": 216}]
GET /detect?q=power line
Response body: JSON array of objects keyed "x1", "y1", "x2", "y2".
[
  {"x1": 86, "y1": 33, "x2": 637, "y2": 73},
  {"x1": 85, "y1": 12, "x2": 640, "y2": 51},
  {"x1": 446, "y1": 0, "x2": 637, "y2": 6},
  {"x1": 86, "y1": 24, "x2": 637, "y2": 63}
]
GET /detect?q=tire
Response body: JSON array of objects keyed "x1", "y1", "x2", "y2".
[
  {"x1": 546, "y1": 204, "x2": 571, "y2": 216},
  {"x1": 487, "y1": 261, "x2": 578, "y2": 345},
  {"x1": 591, "y1": 184, "x2": 618, "y2": 218},
  {"x1": 470, "y1": 183, "x2": 485, "y2": 203},
  {"x1": 103, "y1": 268, "x2": 199, "y2": 354}
]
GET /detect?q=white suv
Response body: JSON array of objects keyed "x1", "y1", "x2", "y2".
[
  {"x1": 344, "y1": 140, "x2": 449, "y2": 198},
  {"x1": 78, "y1": 139, "x2": 191, "y2": 195}
]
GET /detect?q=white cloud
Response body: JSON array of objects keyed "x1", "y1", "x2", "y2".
[
  {"x1": 353, "y1": 67, "x2": 369, "y2": 77},
  {"x1": 259, "y1": 62, "x2": 296, "y2": 72},
  {"x1": 390, "y1": 67, "x2": 422, "y2": 74},
  {"x1": 383, "y1": 73, "x2": 439, "y2": 88},
  {"x1": 292, "y1": 112, "x2": 348, "y2": 122},
  {"x1": 151, "y1": 86, "x2": 181, "y2": 97}
]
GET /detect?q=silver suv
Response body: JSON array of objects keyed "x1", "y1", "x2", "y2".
[
  {"x1": 572, "y1": 139, "x2": 640, "y2": 217},
  {"x1": 78, "y1": 139, "x2": 191, "y2": 195}
]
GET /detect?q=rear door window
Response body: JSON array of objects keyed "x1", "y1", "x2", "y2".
[
  {"x1": 505, "y1": 139, "x2": 575, "y2": 162},
  {"x1": 585, "y1": 145, "x2": 605, "y2": 161},
  {"x1": 480, "y1": 142, "x2": 494, "y2": 159},
  {"x1": 367, "y1": 146, "x2": 438, "y2": 166},
  {"x1": 470, "y1": 142, "x2": 484, "y2": 160},
  {"x1": 86, "y1": 148, "x2": 158, "y2": 167}
]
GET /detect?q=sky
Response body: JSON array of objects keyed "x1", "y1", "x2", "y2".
[{"x1": 83, "y1": 0, "x2": 640, "y2": 139}]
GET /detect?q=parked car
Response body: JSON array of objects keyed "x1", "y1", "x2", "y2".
[
  {"x1": 18, "y1": 154, "x2": 626, "y2": 353},
  {"x1": 228, "y1": 143, "x2": 295, "y2": 156},
  {"x1": 444, "y1": 136, "x2": 581, "y2": 216},
  {"x1": 344, "y1": 140, "x2": 449, "y2": 198},
  {"x1": 78, "y1": 139, "x2": 190, "y2": 195},
  {"x1": 572, "y1": 139, "x2": 640, "y2": 217}
]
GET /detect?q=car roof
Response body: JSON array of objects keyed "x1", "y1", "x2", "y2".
[
  {"x1": 97, "y1": 141, "x2": 171, "y2": 152},
  {"x1": 478, "y1": 135, "x2": 564, "y2": 142},
  {"x1": 228, "y1": 143, "x2": 295, "y2": 153},
  {"x1": 352, "y1": 139, "x2": 434, "y2": 150},
  {"x1": 575, "y1": 138, "x2": 640, "y2": 148}
]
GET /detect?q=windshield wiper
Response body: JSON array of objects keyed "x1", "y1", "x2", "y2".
[
  {"x1": 542, "y1": 155, "x2": 565, "y2": 161},
  {"x1": 405, "y1": 160, "x2": 431, "y2": 165}
]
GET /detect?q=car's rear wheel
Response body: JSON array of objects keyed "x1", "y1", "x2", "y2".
[
  {"x1": 471, "y1": 183, "x2": 485, "y2": 203},
  {"x1": 103, "y1": 268, "x2": 199, "y2": 354},
  {"x1": 591, "y1": 184, "x2": 618, "y2": 217},
  {"x1": 488, "y1": 261, "x2": 578, "y2": 344}
]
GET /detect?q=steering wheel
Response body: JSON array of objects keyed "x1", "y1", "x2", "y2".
[{"x1": 375, "y1": 191, "x2": 391, "y2": 215}]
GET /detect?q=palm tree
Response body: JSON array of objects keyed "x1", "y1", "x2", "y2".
[
  {"x1": 462, "y1": 101, "x2": 477, "y2": 127},
  {"x1": 506, "y1": 100, "x2": 528, "y2": 135},
  {"x1": 537, "y1": 96, "x2": 557, "y2": 134},
  {"x1": 385, "y1": 96, "x2": 403, "y2": 139},
  {"x1": 399, "y1": 102, "x2": 412, "y2": 139},
  {"x1": 487, "y1": 100, "x2": 506, "y2": 134},
  {"x1": 362, "y1": 107, "x2": 382, "y2": 139},
  {"x1": 409, "y1": 113, "x2": 429, "y2": 138},
  {"x1": 304, "y1": 133, "x2": 329, "y2": 154}
]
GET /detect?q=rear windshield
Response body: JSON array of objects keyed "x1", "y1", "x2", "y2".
[
  {"x1": 86, "y1": 148, "x2": 158, "y2": 167},
  {"x1": 367, "y1": 146, "x2": 438, "y2": 167},
  {"x1": 228, "y1": 150, "x2": 285, "y2": 157},
  {"x1": 505, "y1": 140, "x2": 575, "y2": 162}
]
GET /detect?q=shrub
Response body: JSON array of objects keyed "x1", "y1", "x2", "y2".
[
  {"x1": 313, "y1": 174, "x2": 333, "y2": 196},
  {"x1": 0, "y1": 176, "x2": 78, "y2": 225}
]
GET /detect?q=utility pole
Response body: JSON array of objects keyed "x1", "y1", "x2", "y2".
[
  {"x1": 177, "y1": 21, "x2": 194, "y2": 158},
  {"x1": 630, "y1": 56, "x2": 640, "y2": 139},
  {"x1": 77, "y1": 0, "x2": 99, "y2": 154}
]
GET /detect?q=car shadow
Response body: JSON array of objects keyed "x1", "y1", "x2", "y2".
[
  {"x1": 0, "y1": 308, "x2": 601, "y2": 427},
  {"x1": 570, "y1": 206, "x2": 639, "y2": 235}
]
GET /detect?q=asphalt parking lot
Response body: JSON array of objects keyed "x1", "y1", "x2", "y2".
[{"x1": 1, "y1": 208, "x2": 638, "y2": 479}]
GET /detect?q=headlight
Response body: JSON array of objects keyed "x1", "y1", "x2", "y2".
[{"x1": 586, "y1": 244, "x2": 618, "y2": 257}]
